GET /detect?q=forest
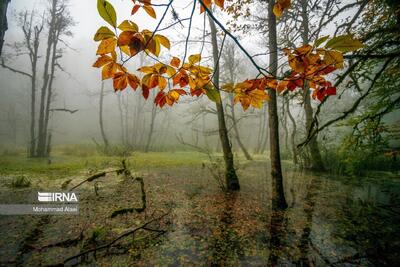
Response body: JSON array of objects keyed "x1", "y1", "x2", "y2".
[{"x1": 0, "y1": 0, "x2": 399, "y2": 266}]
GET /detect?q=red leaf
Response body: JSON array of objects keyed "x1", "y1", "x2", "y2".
[
  {"x1": 131, "y1": 4, "x2": 140, "y2": 15},
  {"x1": 142, "y1": 85, "x2": 150, "y2": 99}
]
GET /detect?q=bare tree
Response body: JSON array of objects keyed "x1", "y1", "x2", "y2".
[
  {"x1": 209, "y1": 14, "x2": 240, "y2": 191},
  {"x1": 0, "y1": 0, "x2": 10, "y2": 56}
]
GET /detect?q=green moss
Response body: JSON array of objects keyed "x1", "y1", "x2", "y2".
[{"x1": 0, "y1": 150, "x2": 208, "y2": 180}]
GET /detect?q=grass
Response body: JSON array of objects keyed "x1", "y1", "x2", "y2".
[{"x1": 0, "y1": 149, "x2": 209, "y2": 180}]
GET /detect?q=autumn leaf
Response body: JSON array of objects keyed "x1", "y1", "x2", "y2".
[
  {"x1": 214, "y1": 0, "x2": 224, "y2": 9},
  {"x1": 188, "y1": 54, "x2": 201, "y2": 65},
  {"x1": 113, "y1": 72, "x2": 140, "y2": 91},
  {"x1": 93, "y1": 26, "x2": 115, "y2": 41},
  {"x1": 173, "y1": 70, "x2": 189, "y2": 87},
  {"x1": 200, "y1": 0, "x2": 212, "y2": 14},
  {"x1": 131, "y1": 4, "x2": 140, "y2": 15},
  {"x1": 102, "y1": 62, "x2": 119, "y2": 80},
  {"x1": 143, "y1": 5, "x2": 156, "y2": 19},
  {"x1": 323, "y1": 50, "x2": 344, "y2": 69},
  {"x1": 273, "y1": 0, "x2": 291, "y2": 18},
  {"x1": 170, "y1": 57, "x2": 181, "y2": 68},
  {"x1": 96, "y1": 38, "x2": 117, "y2": 55},
  {"x1": 325, "y1": 35, "x2": 364, "y2": 52},
  {"x1": 117, "y1": 31, "x2": 145, "y2": 56},
  {"x1": 97, "y1": 0, "x2": 117, "y2": 28},
  {"x1": 118, "y1": 20, "x2": 139, "y2": 32},
  {"x1": 92, "y1": 54, "x2": 113, "y2": 68},
  {"x1": 155, "y1": 34, "x2": 170, "y2": 49}
]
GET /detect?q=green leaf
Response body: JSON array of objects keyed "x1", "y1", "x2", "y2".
[
  {"x1": 118, "y1": 20, "x2": 139, "y2": 32},
  {"x1": 314, "y1": 35, "x2": 329, "y2": 47},
  {"x1": 325, "y1": 35, "x2": 364, "y2": 52},
  {"x1": 205, "y1": 85, "x2": 221, "y2": 103},
  {"x1": 93, "y1": 26, "x2": 115, "y2": 41},
  {"x1": 97, "y1": 0, "x2": 117, "y2": 28}
]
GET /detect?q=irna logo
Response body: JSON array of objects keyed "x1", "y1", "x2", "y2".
[{"x1": 38, "y1": 192, "x2": 78, "y2": 202}]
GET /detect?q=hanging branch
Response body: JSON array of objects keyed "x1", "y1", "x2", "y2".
[{"x1": 297, "y1": 58, "x2": 393, "y2": 147}]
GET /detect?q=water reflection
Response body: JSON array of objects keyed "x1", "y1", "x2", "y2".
[{"x1": 138, "y1": 165, "x2": 400, "y2": 266}]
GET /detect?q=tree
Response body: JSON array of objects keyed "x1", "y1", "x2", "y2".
[
  {"x1": 222, "y1": 40, "x2": 253, "y2": 161},
  {"x1": 267, "y1": 0, "x2": 287, "y2": 210},
  {"x1": 1, "y1": 0, "x2": 74, "y2": 157},
  {"x1": 208, "y1": 13, "x2": 240, "y2": 190},
  {"x1": 99, "y1": 81, "x2": 110, "y2": 152},
  {"x1": 0, "y1": 0, "x2": 10, "y2": 56},
  {"x1": 92, "y1": 0, "x2": 363, "y2": 193}
]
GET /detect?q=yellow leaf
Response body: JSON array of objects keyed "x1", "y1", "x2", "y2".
[
  {"x1": 93, "y1": 26, "x2": 115, "y2": 41},
  {"x1": 158, "y1": 76, "x2": 167, "y2": 90},
  {"x1": 165, "y1": 65, "x2": 176, "y2": 77},
  {"x1": 141, "y1": 73, "x2": 152, "y2": 86},
  {"x1": 137, "y1": 66, "x2": 155, "y2": 74},
  {"x1": 120, "y1": 45, "x2": 131, "y2": 56},
  {"x1": 96, "y1": 38, "x2": 117, "y2": 55},
  {"x1": 118, "y1": 20, "x2": 139, "y2": 32},
  {"x1": 273, "y1": 0, "x2": 291, "y2": 18},
  {"x1": 143, "y1": 5, "x2": 156, "y2": 19},
  {"x1": 324, "y1": 50, "x2": 344, "y2": 69},
  {"x1": 189, "y1": 54, "x2": 201, "y2": 65},
  {"x1": 155, "y1": 34, "x2": 170, "y2": 49}
]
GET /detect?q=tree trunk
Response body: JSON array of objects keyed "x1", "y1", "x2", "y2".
[
  {"x1": 117, "y1": 93, "x2": 126, "y2": 145},
  {"x1": 99, "y1": 81, "x2": 109, "y2": 151},
  {"x1": 286, "y1": 97, "x2": 298, "y2": 164},
  {"x1": 230, "y1": 95, "x2": 252, "y2": 160},
  {"x1": 209, "y1": 14, "x2": 240, "y2": 191},
  {"x1": 144, "y1": 103, "x2": 156, "y2": 153},
  {"x1": 300, "y1": 0, "x2": 325, "y2": 171},
  {"x1": 43, "y1": 28, "x2": 60, "y2": 157},
  {"x1": 0, "y1": 0, "x2": 10, "y2": 56},
  {"x1": 268, "y1": 0, "x2": 287, "y2": 210},
  {"x1": 36, "y1": 0, "x2": 57, "y2": 157}
]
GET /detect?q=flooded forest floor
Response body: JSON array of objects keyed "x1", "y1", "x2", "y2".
[{"x1": 0, "y1": 151, "x2": 399, "y2": 266}]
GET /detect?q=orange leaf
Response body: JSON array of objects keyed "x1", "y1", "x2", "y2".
[
  {"x1": 127, "y1": 73, "x2": 140, "y2": 90},
  {"x1": 200, "y1": 0, "x2": 212, "y2": 14},
  {"x1": 102, "y1": 62, "x2": 118, "y2": 80},
  {"x1": 93, "y1": 54, "x2": 113, "y2": 68},
  {"x1": 113, "y1": 72, "x2": 128, "y2": 91},
  {"x1": 170, "y1": 57, "x2": 181, "y2": 68},
  {"x1": 214, "y1": 0, "x2": 224, "y2": 9}
]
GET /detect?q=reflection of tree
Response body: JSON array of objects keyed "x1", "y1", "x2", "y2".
[
  {"x1": 209, "y1": 192, "x2": 243, "y2": 266},
  {"x1": 297, "y1": 176, "x2": 320, "y2": 266},
  {"x1": 267, "y1": 208, "x2": 286, "y2": 266}
]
